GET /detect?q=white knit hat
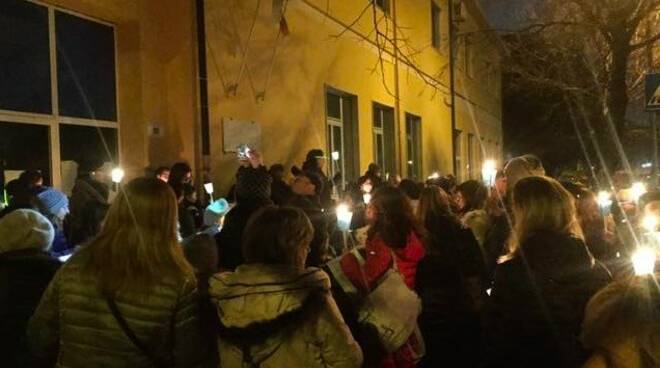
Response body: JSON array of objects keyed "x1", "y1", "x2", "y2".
[{"x1": 0, "y1": 209, "x2": 55, "y2": 254}]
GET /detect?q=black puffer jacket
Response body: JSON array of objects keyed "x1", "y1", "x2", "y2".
[
  {"x1": 0, "y1": 249, "x2": 60, "y2": 367},
  {"x1": 415, "y1": 215, "x2": 487, "y2": 368},
  {"x1": 484, "y1": 230, "x2": 611, "y2": 368}
]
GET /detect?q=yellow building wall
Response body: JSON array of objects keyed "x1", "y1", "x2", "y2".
[
  {"x1": 41, "y1": 0, "x2": 199, "y2": 180},
  {"x1": 205, "y1": 0, "x2": 472, "y2": 193}
]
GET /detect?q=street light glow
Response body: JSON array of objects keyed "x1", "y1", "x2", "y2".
[
  {"x1": 631, "y1": 182, "x2": 647, "y2": 203},
  {"x1": 336, "y1": 203, "x2": 353, "y2": 231},
  {"x1": 427, "y1": 172, "x2": 440, "y2": 180},
  {"x1": 632, "y1": 247, "x2": 656, "y2": 276},
  {"x1": 482, "y1": 160, "x2": 497, "y2": 187},
  {"x1": 363, "y1": 193, "x2": 372, "y2": 204},
  {"x1": 111, "y1": 168, "x2": 125, "y2": 183},
  {"x1": 642, "y1": 215, "x2": 659, "y2": 233}
]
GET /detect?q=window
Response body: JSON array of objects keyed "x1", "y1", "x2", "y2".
[
  {"x1": 375, "y1": 0, "x2": 389, "y2": 14},
  {"x1": 465, "y1": 37, "x2": 474, "y2": 78},
  {"x1": 326, "y1": 90, "x2": 359, "y2": 190},
  {"x1": 373, "y1": 103, "x2": 396, "y2": 178},
  {"x1": 431, "y1": 2, "x2": 441, "y2": 49},
  {"x1": 0, "y1": 0, "x2": 51, "y2": 114},
  {"x1": 56, "y1": 10, "x2": 117, "y2": 121},
  {"x1": 0, "y1": 121, "x2": 51, "y2": 185},
  {"x1": 0, "y1": 2, "x2": 118, "y2": 189},
  {"x1": 467, "y1": 133, "x2": 475, "y2": 179},
  {"x1": 454, "y1": 130, "x2": 462, "y2": 180},
  {"x1": 406, "y1": 114, "x2": 422, "y2": 180}
]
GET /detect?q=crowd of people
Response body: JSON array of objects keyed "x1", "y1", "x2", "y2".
[{"x1": 1, "y1": 150, "x2": 659, "y2": 368}]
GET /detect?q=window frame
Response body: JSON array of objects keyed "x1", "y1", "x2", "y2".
[
  {"x1": 431, "y1": 1, "x2": 441, "y2": 50},
  {"x1": 0, "y1": 0, "x2": 120, "y2": 189}
]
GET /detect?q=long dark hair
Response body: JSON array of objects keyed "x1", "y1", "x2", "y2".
[
  {"x1": 368, "y1": 186, "x2": 426, "y2": 249},
  {"x1": 456, "y1": 180, "x2": 488, "y2": 213},
  {"x1": 168, "y1": 162, "x2": 192, "y2": 187},
  {"x1": 419, "y1": 186, "x2": 458, "y2": 226}
]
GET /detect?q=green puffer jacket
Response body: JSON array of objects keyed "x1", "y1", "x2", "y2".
[
  {"x1": 27, "y1": 252, "x2": 208, "y2": 367},
  {"x1": 210, "y1": 264, "x2": 363, "y2": 368}
]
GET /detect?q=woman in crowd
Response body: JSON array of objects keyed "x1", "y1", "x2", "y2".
[
  {"x1": 455, "y1": 180, "x2": 491, "y2": 246},
  {"x1": 215, "y1": 150, "x2": 272, "y2": 270},
  {"x1": 36, "y1": 187, "x2": 71, "y2": 255},
  {"x1": 210, "y1": 206, "x2": 363, "y2": 367},
  {"x1": 338, "y1": 186, "x2": 426, "y2": 367},
  {"x1": 484, "y1": 176, "x2": 611, "y2": 367},
  {"x1": 416, "y1": 186, "x2": 487, "y2": 368},
  {"x1": 581, "y1": 274, "x2": 660, "y2": 368},
  {"x1": 28, "y1": 178, "x2": 208, "y2": 367},
  {"x1": 168, "y1": 162, "x2": 193, "y2": 187},
  {"x1": 0, "y1": 209, "x2": 60, "y2": 367},
  {"x1": 561, "y1": 182, "x2": 626, "y2": 276},
  {"x1": 302, "y1": 149, "x2": 333, "y2": 208}
]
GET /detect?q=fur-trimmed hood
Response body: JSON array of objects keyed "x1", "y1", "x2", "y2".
[{"x1": 209, "y1": 264, "x2": 330, "y2": 330}]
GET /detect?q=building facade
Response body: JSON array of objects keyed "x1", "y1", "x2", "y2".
[{"x1": 0, "y1": 0, "x2": 502, "y2": 194}]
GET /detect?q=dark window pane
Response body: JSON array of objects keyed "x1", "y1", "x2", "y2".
[
  {"x1": 0, "y1": 122, "x2": 51, "y2": 186},
  {"x1": 327, "y1": 93, "x2": 341, "y2": 119},
  {"x1": 56, "y1": 11, "x2": 116, "y2": 121},
  {"x1": 0, "y1": 1, "x2": 51, "y2": 114},
  {"x1": 373, "y1": 107, "x2": 383, "y2": 128},
  {"x1": 59, "y1": 124, "x2": 117, "y2": 164}
]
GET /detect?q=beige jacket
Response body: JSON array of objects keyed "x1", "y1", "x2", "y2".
[
  {"x1": 462, "y1": 209, "x2": 491, "y2": 246},
  {"x1": 210, "y1": 264, "x2": 363, "y2": 368},
  {"x1": 27, "y1": 252, "x2": 208, "y2": 367}
]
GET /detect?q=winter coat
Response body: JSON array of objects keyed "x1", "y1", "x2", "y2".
[
  {"x1": 483, "y1": 230, "x2": 611, "y2": 368},
  {"x1": 67, "y1": 177, "x2": 108, "y2": 246},
  {"x1": 27, "y1": 251, "x2": 208, "y2": 368},
  {"x1": 338, "y1": 232, "x2": 425, "y2": 368},
  {"x1": 214, "y1": 199, "x2": 270, "y2": 271},
  {"x1": 482, "y1": 206, "x2": 511, "y2": 282},
  {"x1": 415, "y1": 215, "x2": 487, "y2": 368},
  {"x1": 178, "y1": 203, "x2": 197, "y2": 240},
  {"x1": 270, "y1": 178, "x2": 292, "y2": 205},
  {"x1": 461, "y1": 209, "x2": 491, "y2": 247},
  {"x1": 0, "y1": 249, "x2": 61, "y2": 367},
  {"x1": 210, "y1": 264, "x2": 363, "y2": 368}
]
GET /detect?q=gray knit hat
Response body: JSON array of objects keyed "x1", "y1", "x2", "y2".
[{"x1": 0, "y1": 209, "x2": 55, "y2": 253}]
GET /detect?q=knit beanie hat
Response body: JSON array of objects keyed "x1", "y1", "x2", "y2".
[
  {"x1": 235, "y1": 167, "x2": 272, "y2": 203},
  {"x1": 204, "y1": 198, "x2": 230, "y2": 227},
  {"x1": 37, "y1": 187, "x2": 69, "y2": 217},
  {"x1": 0, "y1": 209, "x2": 55, "y2": 253}
]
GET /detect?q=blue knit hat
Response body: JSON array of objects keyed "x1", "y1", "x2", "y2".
[{"x1": 37, "y1": 187, "x2": 69, "y2": 217}]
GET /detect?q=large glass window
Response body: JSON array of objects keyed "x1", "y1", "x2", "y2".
[
  {"x1": 0, "y1": 0, "x2": 51, "y2": 114},
  {"x1": 0, "y1": 2, "x2": 118, "y2": 190},
  {"x1": 326, "y1": 90, "x2": 359, "y2": 190},
  {"x1": 467, "y1": 133, "x2": 475, "y2": 179},
  {"x1": 406, "y1": 114, "x2": 422, "y2": 180},
  {"x1": 373, "y1": 103, "x2": 396, "y2": 178},
  {"x1": 0, "y1": 122, "x2": 51, "y2": 186},
  {"x1": 454, "y1": 129, "x2": 462, "y2": 180},
  {"x1": 56, "y1": 10, "x2": 117, "y2": 121}
]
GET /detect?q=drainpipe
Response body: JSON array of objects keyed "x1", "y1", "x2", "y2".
[
  {"x1": 448, "y1": 0, "x2": 458, "y2": 175},
  {"x1": 392, "y1": 0, "x2": 403, "y2": 176},
  {"x1": 195, "y1": 0, "x2": 211, "y2": 178}
]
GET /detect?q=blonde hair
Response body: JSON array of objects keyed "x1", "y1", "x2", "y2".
[
  {"x1": 83, "y1": 178, "x2": 194, "y2": 295},
  {"x1": 582, "y1": 275, "x2": 660, "y2": 367},
  {"x1": 503, "y1": 176, "x2": 583, "y2": 260}
]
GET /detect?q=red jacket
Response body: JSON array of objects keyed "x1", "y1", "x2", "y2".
[{"x1": 339, "y1": 231, "x2": 425, "y2": 368}]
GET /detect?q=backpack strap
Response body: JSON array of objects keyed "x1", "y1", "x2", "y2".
[{"x1": 106, "y1": 298, "x2": 168, "y2": 368}]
